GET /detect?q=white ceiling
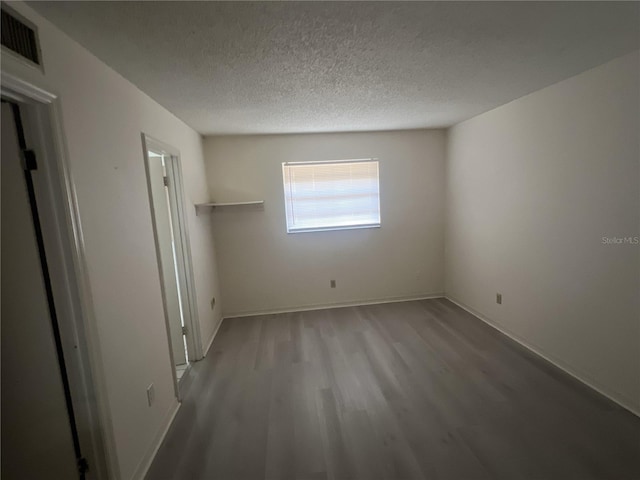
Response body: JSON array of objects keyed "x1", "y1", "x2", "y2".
[{"x1": 30, "y1": 1, "x2": 639, "y2": 135}]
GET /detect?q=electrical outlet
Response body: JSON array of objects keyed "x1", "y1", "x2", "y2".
[
  {"x1": 496, "y1": 293, "x2": 502, "y2": 305},
  {"x1": 146, "y1": 384, "x2": 155, "y2": 407},
  {"x1": 330, "y1": 280, "x2": 336, "y2": 288},
  {"x1": 210, "y1": 296, "x2": 216, "y2": 310}
]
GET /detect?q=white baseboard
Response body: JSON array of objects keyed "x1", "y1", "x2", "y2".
[
  {"x1": 445, "y1": 295, "x2": 640, "y2": 418},
  {"x1": 131, "y1": 400, "x2": 181, "y2": 480},
  {"x1": 203, "y1": 315, "x2": 224, "y2": 358},
  {"x1": 223, "y1": 293, "x2": 445, "y2": 319}
]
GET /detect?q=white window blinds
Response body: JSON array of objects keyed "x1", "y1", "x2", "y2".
[{"x1": 282, "y1": 159, "x2": 381, "y2": 233}]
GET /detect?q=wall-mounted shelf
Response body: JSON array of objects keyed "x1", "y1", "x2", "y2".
[{"x1": 195, "y1": 200, "x2": 264, "y2": 215}]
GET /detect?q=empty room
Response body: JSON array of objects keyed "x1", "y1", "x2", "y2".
[{"x1": 1, "y1": 1, "x2": 638, "y2": 480}]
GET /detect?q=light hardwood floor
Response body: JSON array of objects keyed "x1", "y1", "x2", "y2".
[{"x1": 146, "y1": 298, "x2": 640, "y2": 480}]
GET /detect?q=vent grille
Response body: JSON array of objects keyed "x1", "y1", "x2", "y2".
[{"x1": 1, "y1": 8, "x2": 40, "y2": 65}]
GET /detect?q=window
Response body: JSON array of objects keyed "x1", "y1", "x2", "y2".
[{"x1": 282, "y1": 159, "x2": 381, "y2": 233}]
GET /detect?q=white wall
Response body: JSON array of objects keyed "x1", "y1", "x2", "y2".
[
  {"x1": 4, "y1": 4, "x2": 222, "y2": 479},
  {"x1": 204, "y1": 130, "x2": 446, "y2": 316},
  {"x1": 446, "y1": 52, "x2": 640, "y2": 414}
]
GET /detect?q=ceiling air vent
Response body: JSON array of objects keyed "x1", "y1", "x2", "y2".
[{"x1": 1, "y1": 6, "x2": 41, "y2": 66}]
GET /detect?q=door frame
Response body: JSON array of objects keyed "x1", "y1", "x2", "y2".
[
  {"x1": 141, "y1": 134, "x2": 203, "y2": 395},
  {"x1": 1, "y1": 72, "x2": 114, "y2": 478}
]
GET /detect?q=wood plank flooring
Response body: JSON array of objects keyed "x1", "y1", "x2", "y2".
[{"x1": 146, "y1": 299, "x2": 640, "y2": 480}]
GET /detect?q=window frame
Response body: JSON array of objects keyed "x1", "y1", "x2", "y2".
[{"x1": 281, "y1": 158, "x2": 382, "y2": 234}]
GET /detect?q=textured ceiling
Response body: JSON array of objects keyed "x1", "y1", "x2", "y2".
[{"x1": 29, "y1": 1, "x2": 639, "y2": 135}]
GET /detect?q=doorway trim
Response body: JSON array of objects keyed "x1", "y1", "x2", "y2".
[
  {"x1": 141, "y1": 134, "x2": 203, "y2": 396},
  {"x1": 1, "y1": 70, "x2": 115, "y2": 479}
]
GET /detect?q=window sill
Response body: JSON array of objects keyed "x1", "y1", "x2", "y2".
[{"x1": 286, "y1": 223, "x2": 381, "y2": 234}]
